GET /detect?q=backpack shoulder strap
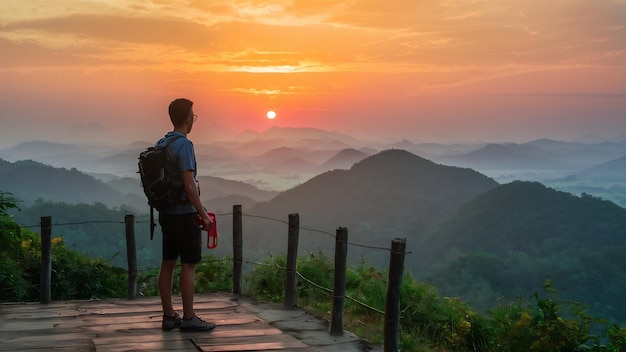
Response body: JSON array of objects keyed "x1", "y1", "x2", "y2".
[{"x1": 148, "y1": 133, "x2": 185, "y2": 241}]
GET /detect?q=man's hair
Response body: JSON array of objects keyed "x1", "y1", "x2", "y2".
[{"x1": 168, "y1": 98, "x2": 193, "y2": 127}]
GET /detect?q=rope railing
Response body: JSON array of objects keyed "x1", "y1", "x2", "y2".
[
  {"x1": 11, "y1": 210, "x2": 401, "y2": 302},
  {"x1": 9, "y1": 204, "x2": 406, "y2": 350},
  {"x1": 245, "y1": 259, "x2": 386, "y2": 315},
  {"x1": 11, "y1": 212, "x2": 394, "y2": 252}
]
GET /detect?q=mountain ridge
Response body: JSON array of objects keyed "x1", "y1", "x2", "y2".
[
  {"x1": 246, "y1": 149, "x2": 500, "y2": 258},
  {"x1": 418, "y1": 180, "x2": 626, "y2": 322}
]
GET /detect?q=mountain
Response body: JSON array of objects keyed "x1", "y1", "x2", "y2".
[
  {"x1": 0, "y1": 158, "x2": 278, "y2": 212},
  {"x1": 524, "y1": 139, "x2": 626, "y2": 166},
  {"x1": 317, "y1": 148, "x2": 370, "y2": 172},
  {"x1": 0, "y1": 158, "x2": 142, "y2": 210},
  {"x1": 437, "y1": 139, "x2": 626, "y2": 172},
  {"x1": 196, "y1": 175, "x2": 278, "y2": 203},
  {"x1": 439, "y1": 143, "x2": 572, "y2": 170},
  {"x1": 238, "y1": 151, "x2": 626, "y2": 323},
  {"x1": 0, "y1": 141, "x2": 81, "y2": 159},
  {"x1": 0, "y1": 140, "x2": 146, "y2": 177},
  {"x1": 237, "y1": 126, "x2": 362, "y2": 147},
  {"x1": 251, "y1": 146, "x2": 321, "y2": 165},
  {"x1": 244, "y1": 149, "x2": 499, "y2": 264},
  {"x1": 571, "y1": 133, "x2": 610, "y2": 144},
  {"x1": 419, "y1": 180, "x2": 626, "y2": 322},
  {"x1": 582, "y1": 155, "x2": 626, "y2": 175},
  {"x1": 387, "y1": 140, "x2": 484, "y2": 159},
  {"x1": 613, "y1": 134, "x2": 626, "y2": 143},
  {"x1": 0, "y1": 141, "x2": 98, "y2": 168},
  {"x1": 423, "y1": 180, "x2": 626, "y2": 254}
]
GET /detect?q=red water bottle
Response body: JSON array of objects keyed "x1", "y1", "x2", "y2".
[{"x1": 195, "y1": 211, "x2": 218, "y2": 249}]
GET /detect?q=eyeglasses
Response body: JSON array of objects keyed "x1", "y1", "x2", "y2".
[{"x1": 191, "y1": 114, "x2": 198, "y2": 122}]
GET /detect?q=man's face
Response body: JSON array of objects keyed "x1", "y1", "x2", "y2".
[{"x1": 187, "y1": 108, "x2": 196, "y2": 133}]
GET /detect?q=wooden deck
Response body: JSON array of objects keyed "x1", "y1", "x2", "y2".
[{"x1": 0, "y1": 293, "x2": 317, "y2": 352}]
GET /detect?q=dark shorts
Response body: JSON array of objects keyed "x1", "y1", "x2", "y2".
[{"x1": 158, "y1": 213, "x2": 202, "y2": 264}]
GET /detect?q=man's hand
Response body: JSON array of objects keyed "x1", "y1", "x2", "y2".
[{"x1": 199, "y1": 212, "x2": 214, "y2": 231}]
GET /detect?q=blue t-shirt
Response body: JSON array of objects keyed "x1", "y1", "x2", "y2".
[{"x1": 155, "y1": 131, "x2": 197, "y2": 215}]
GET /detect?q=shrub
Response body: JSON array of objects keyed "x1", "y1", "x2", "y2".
[
  {"x1": 245, "y1": 254, "x2": 287, "y2": 303},
  {"x1": 195, "y1": 255, "x2": 233, "y2": 292},
  {"x1": 48, "y1": 236, "x2": 127, "y2": 299}
]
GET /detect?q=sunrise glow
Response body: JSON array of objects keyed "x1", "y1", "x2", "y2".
[
  {"x1": 0, "y1": 0, "x2": 624, "y2": 146},
  {"x1": 267, "y1": 111, "x2": 277, "y2": 120}
]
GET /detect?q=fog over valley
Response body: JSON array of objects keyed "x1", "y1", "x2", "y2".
[{"x1": 1, "y1": 127, "x2": 625, "y2": 204}]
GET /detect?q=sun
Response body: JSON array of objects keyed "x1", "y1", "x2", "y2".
[{"x1": 266, "y1": 110, "x2": 277, "y2": 119}]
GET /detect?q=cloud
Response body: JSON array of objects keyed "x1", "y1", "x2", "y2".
[
  {"x1": 0, "y1": 0, "x2": 624, "y2": 145},
  {"x1": 1, "y1": 0, "x2": 624, "y2": 77},
  {"x1": 2, "y1": 13, "x2": 214, "y2": 50}
]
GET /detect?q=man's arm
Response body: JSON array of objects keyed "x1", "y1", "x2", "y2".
[{"x1": 181, "y1": 170, "x2": 213, "y2": 229}]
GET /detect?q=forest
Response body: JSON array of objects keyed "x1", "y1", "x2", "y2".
[{"x1": 3, "y1": 190, "x2": 626, "y2": 351}]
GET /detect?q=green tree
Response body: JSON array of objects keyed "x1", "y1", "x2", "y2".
[{"x1": 0, "y1": 191, "x2": 33, "y2": 301}]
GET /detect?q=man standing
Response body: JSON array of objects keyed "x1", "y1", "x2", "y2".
[{"x1": 157, "y1": 98, "x2": 215, "y2": 331}]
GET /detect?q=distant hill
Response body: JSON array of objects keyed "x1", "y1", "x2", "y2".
[
  {"x1": 196, "y1": 175, "x2": 278, "y2": 203},
  {"x1": 582, "y1": 155, "x2": 626, "y2": 175},
  {"x1": 438, "y1": 139, "x2": 626, "y2": 171},
  {"x1": 230, "y1": 139, "x2": 348, "y2": 163},
  {"x1": 104, "y1": 174, "x2": 277, "y2": 213},
  {"x1": 0, "y1": 158, "x2": 278, "y2": 213},
  {"x1": 251, "y1": 146, "x2": 318, "y2": 164},
  {"x1": 0, "y1": 158, "x2": 142, "y2": 210},
  {"x1": 317, "y1": 148, "x2": 370, "y2": 172},
  {"x1": 237, "y1": 126, "x2": 362, "y2": 147},
  {"x1": 419, "y1": 180, "x2": 626, "y2": 322},
  {"x1": 0, "y1": 141, "x2": 100, "y2": 169},
  {"x1": 524, "y1": 139, "x2": 626, "y2": 167},
  {"x1": 439, "y1": 143, "x2": 572, "y2": 170},
  {"x1": 387, "y1": 140, "x2": 484, "y2": 159}
]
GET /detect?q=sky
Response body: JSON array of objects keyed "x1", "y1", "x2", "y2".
[{"x1": 0, "y1": 0, "x2": 625, "y2": 147}]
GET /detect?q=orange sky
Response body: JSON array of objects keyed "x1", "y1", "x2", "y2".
[{"x1": 0, "y1": 0, "x2": 625, "y2": 146}]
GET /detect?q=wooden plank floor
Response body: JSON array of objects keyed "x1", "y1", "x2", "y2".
[{"x1": 0, "y1": 293, "x2": 316, "y2": 352}]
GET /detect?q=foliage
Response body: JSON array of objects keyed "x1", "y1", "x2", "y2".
[
  {"x1": 48, "y1": 236, "x2": 128, "y2": 299},
  {"x1": 136, "y1": 255, "x2": 233, "y2": 297},
  {"x1": 245, "y1": 254, "x2": 288, "y2": 303},
  {"x1": 421, "y1": 181, "x2": 626, "y2": 325},
  {"x1": 4, "y1": 191, "x2": 626, "y2": 351},
  {"x1": 1, "y1": 193, "x2": 127, "y2": 301},
  {"x1": 0, "y1": 247, "x2": 34, "y2": 301},
  {"x1": 486, "y1": 280, "x2": 603, "y2": 352},
  {"x1": 0, "y1": 191, "x2": 32, "y2": 301},
  {"x1": 244, "y1": 253, "x2": 626, "y2": 352},
  {"x1": 12, "y1": 199, "x2": 161, "y2": 270},
  {"x1": 195, "y1": 256, "x2": 233, "y2": 292}
]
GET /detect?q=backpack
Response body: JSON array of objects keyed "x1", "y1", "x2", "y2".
[{"x1": 138, "y1": 136, "x2": 184, "y2": 238}]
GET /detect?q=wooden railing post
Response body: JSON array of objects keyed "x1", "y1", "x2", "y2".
[
  {"x1": 40, "y1": 216, "x2": 52, "y2": 304},
  {"x1": 384, "y1": 238, "x2": 406, "y2": 352},
  {"x1": 232, "y1": 205, "x2": 243, "y2": 295},
  {"x1": 285, "y1": 213, "x2": 299, "y2": 308},
  {"x1": 329, "y1": 227, "x2": 348, "y2": 336},
  {"x1": 125, "y1": 214, "x2": 137, "y2": 300}
]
